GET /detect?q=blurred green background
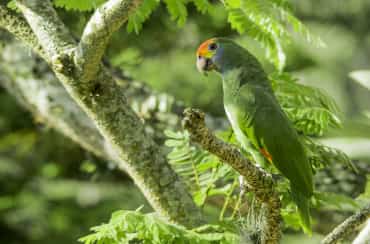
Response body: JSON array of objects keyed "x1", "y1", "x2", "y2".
[{"x1": 1, "y1": 0, "x2": 370, "y2": 243}]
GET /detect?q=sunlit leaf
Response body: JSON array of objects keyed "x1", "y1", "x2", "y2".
[
  {"x1": 53, "y1": 0, "x2": 106, "y2": 11},
  {"x1": 79, "y1": 209, "x2": 240, "y2": 244}
]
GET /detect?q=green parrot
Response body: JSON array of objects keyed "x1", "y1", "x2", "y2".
[{"x1": 196, "y1": 38, "x2": 313, "y2": 232}]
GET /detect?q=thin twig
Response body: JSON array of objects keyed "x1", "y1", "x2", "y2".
[
  {"x1": 321, "y1": 203, "x2": 370, "y2": 244},
  {"x1": 183, "y1": 108, "x2": 281, "y2": 244}
]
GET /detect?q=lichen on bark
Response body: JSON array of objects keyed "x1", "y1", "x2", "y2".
[{"x1": 0, "y1": 0, "x2": 204, "y2": 227}]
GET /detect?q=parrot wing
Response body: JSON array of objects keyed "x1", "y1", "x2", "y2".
[
  {"x1": 235, "y1": 85, "x2": 313, "y2": 232},
  {"x1": 236, "y1": 85, "x2": 313, "y2": 197}
]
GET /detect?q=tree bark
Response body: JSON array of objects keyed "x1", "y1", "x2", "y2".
[
  {"x1": 0, "y1": 1, "x2": 203, "y2": 227},
  {"x1": 183, "y1": 108, "x2": 281, "y2": 244},
  {"x1": 321, "y1": 203, "x2": 370, "y2": 244}
]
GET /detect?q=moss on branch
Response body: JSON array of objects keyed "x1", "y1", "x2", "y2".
[
  {"x1": 321, "y1": 203, "x2": 370, "y2": 244},
  {"x1": 183, "y1": 108, "x2": 281, "y2": 243},
  {"x1": 1, "y1": 0, "x2": 204, "y2": 227}
]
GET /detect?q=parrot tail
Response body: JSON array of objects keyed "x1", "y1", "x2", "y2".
[{"x1": 291, "y1": 186, "x2": 312, "y2": 235}]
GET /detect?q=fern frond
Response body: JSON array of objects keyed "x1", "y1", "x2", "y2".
[
  {"x1": 53, "y1": 0, "x2": 106, "y2": 11},
  {"x1": 79, "y1": 209, "x2": 240, "y2": 244},
  {"x1": 270, "y1": 72, "x2": 341, "y2": 136},
  {"x1": 165, "y1": 130, "x2": 240, "y2": 213},
  {"x1": 303, "y1": 137, "x2": 358, "y2": 172},
  {"x1": 127, "y1": 0, "x2": 160, "y2": 34},
  {"x1": 225, "y1": 0, "x2": 287, "y2": 70},
  {"x1": 223, "y1": 0, "x2": 322, "y2": 70},
  {"x1": 163, "y1": 0, "x2": 188, "y2": 26},
  {"x1": 191, "y1": 0, "x2": 212, "y2": 13}
]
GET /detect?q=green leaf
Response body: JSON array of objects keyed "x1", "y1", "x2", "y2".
[
  {"x1": 303, "y1": 137, "x2": 357, "y2": 172},
  {"x1": 357, "y1": 175, "x2": 370, "y2": 203},
  {"x1": 270, "y1": 72, "x2": 342, "y2": 136},
  {"x1": 191, "y1": 0, "x2": 211, "y2": 14},
  {"x1": 223, "y1": 0, "x2": 322, "y2": 70},
  {"x1": 314, "y1": 192, "x2": 359, "y2": 211},
  {"x1": 127, "y1": 0, "x2": 160, "y2": 34},
  {"x1": 53, "y1": 0, "x2": 106, "y2": 11},
  {"x1": 226, "y1": 7, "x2": 286, "y2": 70},
  {"x1": 165, "y1": 129, "x2": 239, "y2": 218},
  {"x1": 163, "y1": 0, "x2": 188, "y2": 26},
  {"x1": 79, "y1": 209, "x2": 240, "y2": 244},
  {"x1": 281, "y1": 207, "x2": 301, "y2": 231}
]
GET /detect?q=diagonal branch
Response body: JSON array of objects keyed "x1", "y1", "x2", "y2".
[
  {"x1": 15, "y1": 0, "x2": 75, "y2": 58},
  {"x1": 0, "y1": 4, "x2": 47, "y2": 60},
  {"x1": 183, "y1": 108, "x2": 281, "y2": 244},
  {"x1": 0, "y1": 41, "x2": 108, "y2": 159},
  {"x1": 75, "y1": 0, "x2": 141, "y2": 81},
  {"x1": 11, "y1": 0, "x2": 203, "y2": 227},
  {"x1": 321, "y1": 202, "x2": 370, "y2": 244}
]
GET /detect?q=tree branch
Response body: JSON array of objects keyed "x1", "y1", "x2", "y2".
[
  {"x1": 75, "y1": 0, "x2": 141, "y2": 81},
  {"x1": 0, "y1": 38, "x2": 183, "y2": 157},
  {"x1": 15, "y1": 0, "x2": 75, "y2": 58},
  {"x1": 321, "y1": 203, "x2": 370, "y2": 244},
  {"x1": 0, "y1": 41, "x2": 107, "y2": 158},
  {"x1": 0, "y1": 4, "x2": 47, "y2": 61},
  {"x1": 183, "y1": 108, "x2": 281, "y2": 244},
  {"x1": 12, "y1": 0, "x2": 203, "y2": 227}
]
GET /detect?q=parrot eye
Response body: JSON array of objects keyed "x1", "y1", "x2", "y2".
[{"x1": 208, "y1": 43, "x2": 217, "y2": 51}]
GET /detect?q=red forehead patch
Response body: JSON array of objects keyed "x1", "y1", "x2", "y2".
[{"x1": 197, "y1": 38, "x2": 215, "y2": 57}]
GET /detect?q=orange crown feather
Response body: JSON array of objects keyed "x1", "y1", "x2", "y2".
[{"x1": 196, "y1": 38, "x2": 215, "y2": 57}]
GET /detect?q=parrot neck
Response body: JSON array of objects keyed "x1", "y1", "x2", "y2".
[
  {"x1": 215, "y1": 44, "x2": 271, "y2": 90},
  {"x1": 221, "y1": 68, "x2": 243, "y2": 94},
  {"x1": 221, "y1": 64, "x2": 270, "y2": 91}
]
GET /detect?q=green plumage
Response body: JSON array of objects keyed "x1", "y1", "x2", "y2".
[{"x1": 209, "y1": 38, "x2": 314, "y2": 232}]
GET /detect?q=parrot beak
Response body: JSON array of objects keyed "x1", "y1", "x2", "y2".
[{"x1": 197, "y1": 56, "x2": 213, "y2": 76}]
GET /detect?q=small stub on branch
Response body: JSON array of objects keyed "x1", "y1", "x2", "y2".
[{"x1": 183, "y1": 108, "x2": 205, "y2": 136}]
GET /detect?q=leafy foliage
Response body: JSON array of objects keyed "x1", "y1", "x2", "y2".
[
  {"x1": 357, "y1": 175, "x2": 370, "y2": 205},
  {"x1": 223, "y1": 0, "x2": 323, "y2": 70},
  {"x1": 53, "y1": 0, "x2": 106, "y2": 11},
  {"x1": 165, "y1": 130, "x2": 240, "y2": 212},
  {"x1": 192, "y1": 0, "x2": 212, "y2": 13},
  {"x1": 127, "y1": 0, "x2": 160, "y2": 34},
  {"x1": 303, "y1": 137, "x2": 357, "y2": 172},
  {"x1": 163, "y1": 0, "x2": 188, "y2": 26},
  {"x1": 165, "y1": 128, "x2": 360, "y2": 233},
  {"x1": 1, "y1": 0, "x2": 370, "y2": 243},
  {"x1": 268, "y1": 73, "x2": 357, "y2": 172},
  {"x1": 313, "y1": 192, "x2": 359, "y2": 212},
  {"x1": 79, "y1": 208, "x2": 240, "y2": 244},
  {"x1": 270, "y1": 72, "x2": 341, "y2": 136},
  {"x1": 51, "y1": 0, "x2": 318, "y2": 70},
  {"x1": 164, "y1": 72, "x2": 355, "y2": 233}
]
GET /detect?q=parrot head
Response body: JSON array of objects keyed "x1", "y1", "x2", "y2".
[
  {"x1": 196, "y1": 38, "x2": 245, "y2": 75},
  {"x1": 196, "y1": 38, "x2": 219, "y2": 74}
]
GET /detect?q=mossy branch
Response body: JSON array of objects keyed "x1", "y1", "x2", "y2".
[
  {"x1": 0, "y1": 0, "x2": 204, "y2": 227},
  {"x1": 183, "y1": 108, "x2": 281, "y2": 244},
  {"x1": 0, "y1": 4, "x2": 47, "y2": 60},
  {"x1": 321, "y1": 203, "x2": 370, "y2": 244},
  {"x1": 76, "y1": 0, "x2": 142, "y2": 81}
]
